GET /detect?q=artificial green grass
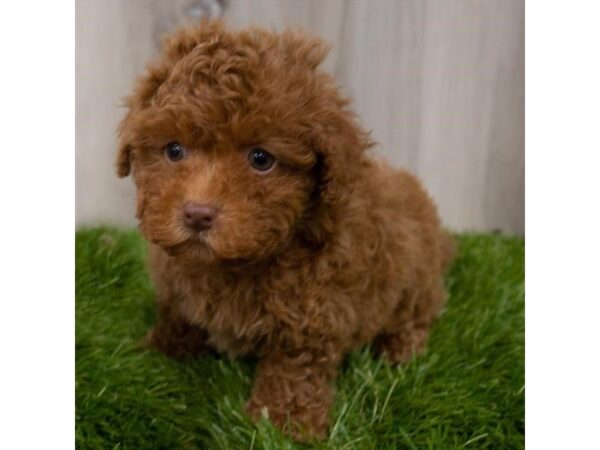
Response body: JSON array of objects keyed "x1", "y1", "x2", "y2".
[{"x1": 76, "y1": 228, "x2": 524, "y2": 450}]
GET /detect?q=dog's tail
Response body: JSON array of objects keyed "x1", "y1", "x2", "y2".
[{"x1": 440, "y1": 230, "x2": 456, "y2": 273}]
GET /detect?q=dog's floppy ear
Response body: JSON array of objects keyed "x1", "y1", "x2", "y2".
[
  {"x1": 116, "y1": 141, "x2": 132, "y2": 178},
  {"x1": 115, "y1": 48, "x2": 176, "y2": 178},
  {"x1": 301, "y1": 114, "x2": 373, "y2": 243},
  {"x1": 115, "y1": 65, "x2": 168, "y2": 178}
]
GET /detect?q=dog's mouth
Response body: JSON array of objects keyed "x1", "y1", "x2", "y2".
[
  {"x1": 162, "y1": 240, "x2": 193, "y2": 256},
  {"x1": 162, "y1": 233, "x2": 213, "y2": 257},
  {"x1": 165, "y1": 242, "x2": 218, "y2": 264}
]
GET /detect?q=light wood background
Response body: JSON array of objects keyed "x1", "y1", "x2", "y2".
[{"x1": 76, "y1": 0, "x2": 524, "y2": 234}]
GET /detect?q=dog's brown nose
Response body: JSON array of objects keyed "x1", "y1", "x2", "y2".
[{"x1": 183, "y1": 202, "x2": 218, "y2": 231}]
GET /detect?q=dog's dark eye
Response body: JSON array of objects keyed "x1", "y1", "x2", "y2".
[
  {"x1": 165, "y1": 142, "x2": 186, "y2": 162},
  {"x1": 248, "y1": 148, "x2": 276, "y2": 172}
]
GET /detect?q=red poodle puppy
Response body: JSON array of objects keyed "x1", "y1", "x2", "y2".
[{"x1": 116, "y1": 21, "x2": 454, "y2": 441}]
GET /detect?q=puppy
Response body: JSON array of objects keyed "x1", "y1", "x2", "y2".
[{"x1": 116, "y1": 21, "x2": 454, "y2": 441}]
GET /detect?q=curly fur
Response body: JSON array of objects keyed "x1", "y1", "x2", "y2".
[{"x1": 116, "y1": 20, "x2": 455, "y2": 441}]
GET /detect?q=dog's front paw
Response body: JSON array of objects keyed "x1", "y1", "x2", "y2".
[
  {"x1": 246, "y1": 391, "x2": 329, "y2": 442},
  {"x1": 246, "y1": 353, "x2": 336, "y2": 442},
  {"x1": 374, "y1": 327, "x2": 429, "y2": 364}
]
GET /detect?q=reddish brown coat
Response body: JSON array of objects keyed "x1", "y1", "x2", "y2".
[{"x1": 117, "y1": 21, "x2": 454, "y2": 441}]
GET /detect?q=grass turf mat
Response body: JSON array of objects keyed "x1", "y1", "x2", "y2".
[{"x1": 76, "y1": 228, "x2": 524, "y2": 449}]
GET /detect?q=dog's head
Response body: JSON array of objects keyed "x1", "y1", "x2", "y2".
[{"x1": 117, "y1": 21, "x2": 372, "y2": 262}]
